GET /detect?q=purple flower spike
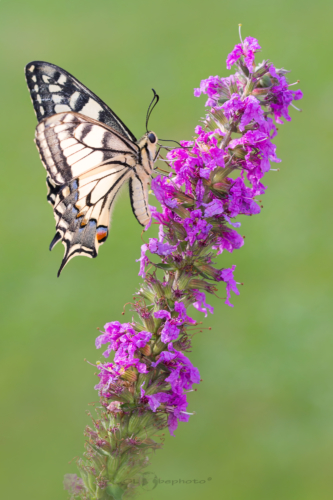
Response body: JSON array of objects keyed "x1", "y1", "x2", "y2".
[{"x1": 78, "y1": 31, "x2": 302, "y2": 493}]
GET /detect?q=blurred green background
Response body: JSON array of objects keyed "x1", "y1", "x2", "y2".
[{"x1": 0, "y1": 0, "x2": 332, "y2": 499}]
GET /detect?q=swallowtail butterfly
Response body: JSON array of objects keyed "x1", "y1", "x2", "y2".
[{"x1": 25, "y1": 61, "x2": 159, "y2": 276}]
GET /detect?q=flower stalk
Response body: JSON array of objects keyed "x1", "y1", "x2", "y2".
[{"x1": 65, "y1": 30, "x2": 302, "y2": 500}]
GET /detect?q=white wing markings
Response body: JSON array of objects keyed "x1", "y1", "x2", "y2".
[
  {"x1": 75, "y1": 125, "x2": 105, "y2": 148},
  {"x1": 54, "y1": 104, "x2": 71, "y2": 113},
  {"x1": 69, "y1": 91, "x2": 81, "y2": 109},
  {"x1": 52, "y1": 94, "x2": 63, "y2": 103},
  {"x1": 80, "y1": 98, "x2": 104, "y2": 119},
  {"x1": 49, "y1": 85, "x2": 62, "y2": 92},
  {"x1": 57, "y1": 74, "x2": 67, "y2": 85}
]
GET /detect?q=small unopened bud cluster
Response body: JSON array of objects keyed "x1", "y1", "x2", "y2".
[{"x1": 66, "y1": 30, "x2": 302, "y2": 500}]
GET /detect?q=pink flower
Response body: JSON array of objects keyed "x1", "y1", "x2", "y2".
[
  {"x1": 219, "y1": 265, "x2": 240, "y2": 307},
  {"x1": 226, "y1": 36, "x2": 261, "y2": 73},
  {"x1": 192, "y1": 290, "x2": 214, "y2": 317}
]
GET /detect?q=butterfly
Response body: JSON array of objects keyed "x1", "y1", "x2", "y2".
[{"x1": 25, "y1": 61, "x2": 159, "y2": 276}]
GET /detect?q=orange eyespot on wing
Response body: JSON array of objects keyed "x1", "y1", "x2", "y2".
[{"x1": 97, "y1": 227, "x2": 108, "y2": 242}]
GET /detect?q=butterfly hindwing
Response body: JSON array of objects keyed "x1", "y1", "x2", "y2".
[
  {"x1": 52, "y1": 161, "x2": 134, "y2": 276},
  {"x1": 34, "y1": 111, "x2": 144, "y2": 274},
  {"x1": 25, "y1": 61, "x2": 137, "y2": 142}
]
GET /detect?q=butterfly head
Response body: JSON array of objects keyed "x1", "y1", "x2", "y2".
[{"x1": 137, "y1": 131, "x2": 158, "y2": 166}]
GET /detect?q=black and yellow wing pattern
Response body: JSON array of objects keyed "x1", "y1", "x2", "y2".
[{"x1": 25, "y1": 61, "x2": 156, "y2": 276}]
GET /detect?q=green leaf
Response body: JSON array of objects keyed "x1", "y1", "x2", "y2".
[
  {"x1": 179, "y1": 241, "x2": 187, "y2": 252},
  {"x1": 106, "y1": 483, "x2": 125, "y2": 500},
  {"x1": 155, "y1": 263, "x2": 174, "y2": 271},
  {"x1": 167, "y1": 298, "x2": 175, "y2": 309},
  {"x1": 120, "y1": 402, "x2": 138, "y2": 411}
]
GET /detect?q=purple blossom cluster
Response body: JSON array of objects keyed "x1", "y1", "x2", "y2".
[
  {"x1": 226, "y1": 36, "x2": 261, "y2": 73},
  {"x1": 95, "y1": 322, "x2": 152, "y2": 393},
  {"x1": 94, "y1": 310, "x2": 200, "y2": 435},
  {"x1": 91, "y1": 33, "x2": 302, "y2": 447},
  {"x1": 141, "y1": 343, "x2": 200, "y2": 435}
]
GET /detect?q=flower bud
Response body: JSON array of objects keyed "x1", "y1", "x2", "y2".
[
  {"x1": 178, "y1": 272, "x2": 192, "y2": 290},
  {"x1": 188, "y1": 278, "x2": 217, "y2": 293},
  {"x1": 251, "y1": 87, "x2": 271, "y2": 96},
  {"x1": 140, "y1": 343, "x2": 151, "y2": 356},
  {"x1": 151, "y1": 280, "x2": 164, "y2": 297},
  {"x1": 175, "y1": 191, "x2": 195, "y2": 205},
  {"x1": 152, "y1": 339, "x2": 165, "y2": 355},
  {"x1": 232, "y1": 146, "x2": 247, "y2": 159},
  {"x1": 204, "y1": 115, "x2": 219, "y2": 132},
  {"x1": 128, "y1": 411, "x2": 156, "y2": 435},
  {"x1": 139, "y1": 287, "x2": 155, "y2": 303},
  {"x1": 259, "y1": 73, "x2": 272, "y2": 87},
  {"x1": 132, "y1": 321, "x2": 149, "y2": 332},
  {"x1": 195, "y1": 263, "x2": 219, "y2": 279},
  {"x1": 173, "y1": 205, "x2": 191, "y2": 219},
  {"x1": 211, "y1": 182, "x2": 227, "y2": 192},
  {"x1": 211, "y1": 168, "x2": 232, "y2": 184},
  {"x1": 121, "y1": 368, "x2": 137, "y2": 383},
  {"x1": 143, "y1": 315, "x2": 155, "y2": 333},
  {"x1": 209, "y1": 109, "x2": 229, "y2": 132},
  {"x1": 172, "y1": 221, "x2": 187, "y2": 240}
]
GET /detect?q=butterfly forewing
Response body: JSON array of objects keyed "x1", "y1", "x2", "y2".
[{"x1": 25, "y1": 61, "x2": 137, "y2": 141}]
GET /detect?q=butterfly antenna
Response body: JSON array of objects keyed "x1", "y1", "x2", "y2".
[
  {"x1": 146, "y1": 89, "x2": 159, "y2": 132},
  {"x1": 158, "y1": 138, "x2": 191, "y2": 149}
]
